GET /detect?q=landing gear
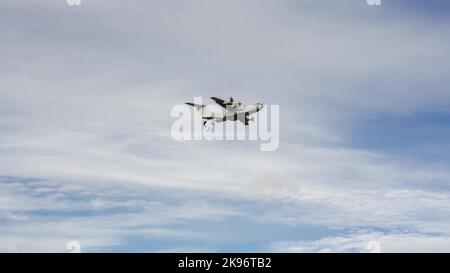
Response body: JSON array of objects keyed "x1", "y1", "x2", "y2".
[
  {"x1": 244, "y1": 112, "x2": 255, "y2": 125},
  {"x1": 204, "y1": 120, "x2": 216, "y2": 131}
]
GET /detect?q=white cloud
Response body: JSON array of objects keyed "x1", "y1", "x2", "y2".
[
  {"x1": 1, "y1": 0, "x2": 450, "y2": 251},
  {"x1": 273, "y1": 231, "x2": 450, "y2": 253}
]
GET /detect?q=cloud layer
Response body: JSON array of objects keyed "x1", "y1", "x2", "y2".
[{"x1": 1, "y1": 0, "x2": 450, "y2": 252}]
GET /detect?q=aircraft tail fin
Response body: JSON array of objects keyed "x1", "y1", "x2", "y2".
[
  {"x1": 185, "y1": 102, "x2": 213, "y2": 118},
  {"x1": 185, "y1": 102, "x2": 205, "y2": 110}
]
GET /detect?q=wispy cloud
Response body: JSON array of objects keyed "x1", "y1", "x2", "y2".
[
  {"x1": 1, "y1": 0, "x2": 450, "y2": 252},
  {"x1": 272, "y1": 231, "x2": 450, "y2": 253}
]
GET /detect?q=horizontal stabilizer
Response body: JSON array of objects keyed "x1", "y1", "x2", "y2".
[
  {"x1": 185, "y1": 102, "x2": 205, "y2": 110},
  {"x1": 185, "y1": 102, "x2": 213, "y2": 118}
]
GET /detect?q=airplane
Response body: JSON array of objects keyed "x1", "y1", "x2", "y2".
[{"x1": 186, "y1": 97, "x2": 264, "y2": 127}]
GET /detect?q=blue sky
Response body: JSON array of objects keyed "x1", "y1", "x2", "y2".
[{"x1": 1, "y1": 0, "x2": 450, "y2": 252}]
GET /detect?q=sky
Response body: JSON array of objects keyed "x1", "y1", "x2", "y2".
[{"x1": 1, "y1": 0, "x2": 450, "y2": 252}]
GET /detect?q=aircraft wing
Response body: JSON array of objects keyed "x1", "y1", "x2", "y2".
[{"x1": 210, "y1": 97, "x2": 228, "y2": 108}]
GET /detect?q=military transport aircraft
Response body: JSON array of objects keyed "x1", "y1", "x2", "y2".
[{"x1": 186, "y1": 97, "x2": 264, "y2": 127}]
